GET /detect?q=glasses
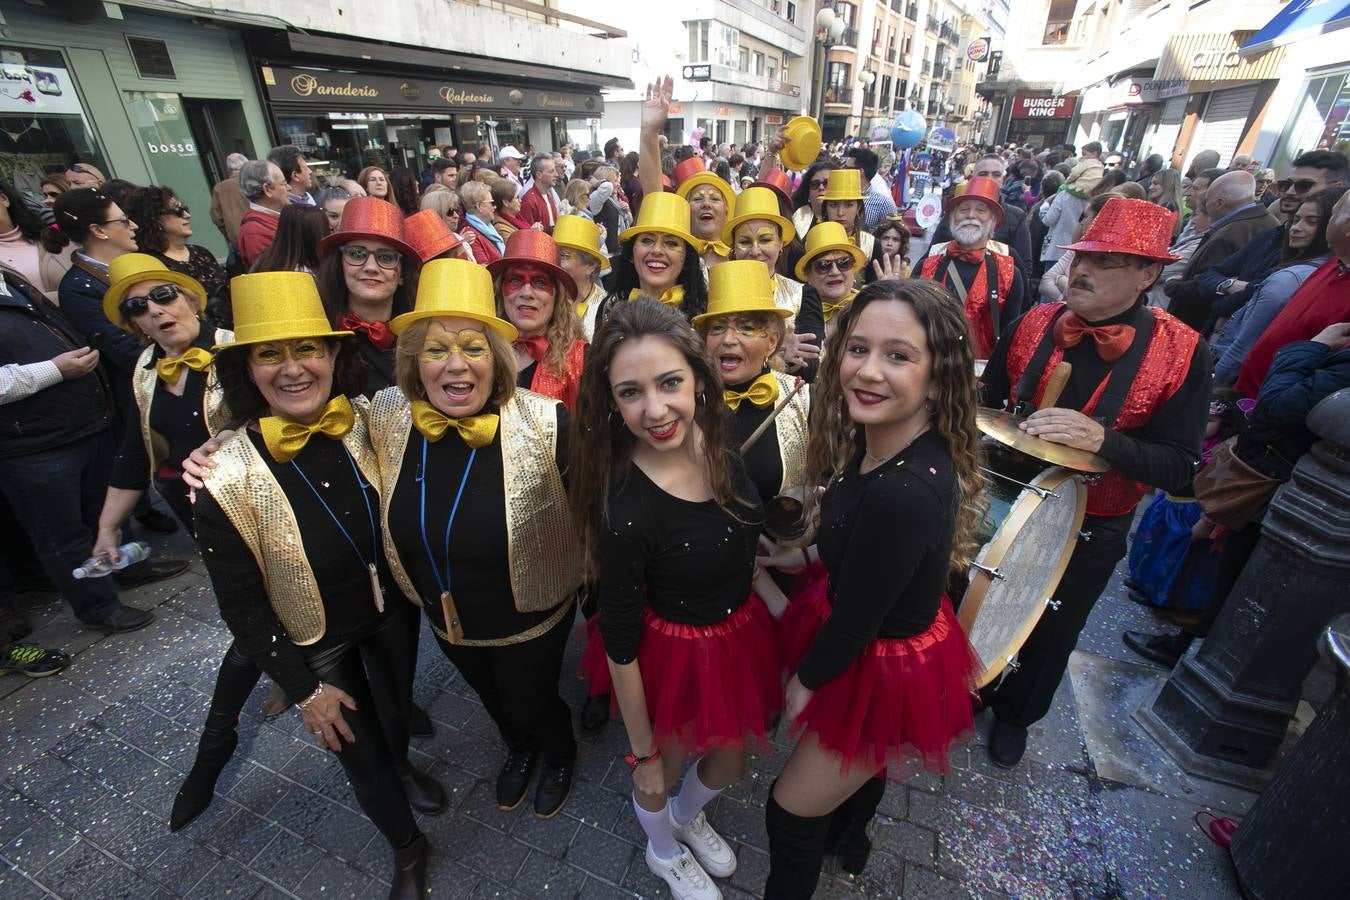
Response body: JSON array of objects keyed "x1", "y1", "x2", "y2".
[
  {"x1": 809, "y1": 178, "x2": 830, "y2": 190},
  {"x1": 163, "y1": 205, "x2": 191, "y2": 218},
  {"x1": 248, "y1": 340, "x2": 329, "y2": 366},
  {"x1": 1277, "y1": 178, "x2": 1318, "y2": 194},
  {"x1": 119, "y1": 284, "x2": 182, "y2": 318},
  {"x1": 418, "y1": 329, "x2": 492, "y2": 362},
  {"x1": 340, "y1": 245, "x2": 402, "y2": 269},
  {"x1": 100, "y1": 216, "x2": 133, "y2": 228},
  {"x1": 706, "y1": 318, "x2": 770, "y2": 339},
  {"x1": 812, "y1": 255, "x2": 856, "y2": 274}
]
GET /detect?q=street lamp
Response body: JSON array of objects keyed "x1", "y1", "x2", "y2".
[{"x1": 815, "y1": 6, "x2": 847, "y2": 122}]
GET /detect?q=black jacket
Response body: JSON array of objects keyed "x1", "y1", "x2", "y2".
[{"x1": 0, "y1": 268, "x2": 114, "y2": 458}]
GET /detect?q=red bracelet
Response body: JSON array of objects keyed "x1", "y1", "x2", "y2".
[{"x1": 623, "y1": 748, "x2": 661, "y2": 772}]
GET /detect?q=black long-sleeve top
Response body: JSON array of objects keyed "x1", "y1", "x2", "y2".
[
  {"x1": 725, "y1": 372, "x2": 784, "y2": 505},
  {"x1": 108, "y1": 327, "x2": 218, "y2": 491},
  {"x1": 793, "y1": 284, "x2": 824, "y2": 384},
  {"x1": 796, "y1": 431, "x2": 956, "y2": 690},
  {"x1": 195, "y1": 429, "x2": 393, "y2": 702},
  {"x1": 387, "y1": 403, "x2": 570, "y2": 639},
  {"x1": 598, "y1": 456, "x2": 764, "y2": 665},
  {"x1": 980, "y1": 301, "x2": 1213, "y2": 502},
  {"x1": 358, "y1": 336, "x2": 396, "y2": 397}
]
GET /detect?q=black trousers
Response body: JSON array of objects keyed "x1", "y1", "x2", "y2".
[
  {"x1": 989, "y1": 513, "x2": 1131, "y2": 727},
  {"x1": 434, "y1": 603, "x2": 576, "y2": 763},
  {"x1": 155, "y1": 476, "x2": 194, "y2": 534}
]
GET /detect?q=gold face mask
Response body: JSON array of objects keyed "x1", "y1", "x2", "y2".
[
  {"x1": 248, "y1": 339, "x2": 329, "y2": 366},
  {"x1": 734, "y1": 225, "x2": 782, "y2": 258},
  {"x1": 419, "y1": 323, "x2": 492, "y2": 363}
]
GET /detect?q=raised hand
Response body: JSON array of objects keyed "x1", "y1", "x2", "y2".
[{"x1": 640, "y1": 75, "x2": 674, "y2": 133}]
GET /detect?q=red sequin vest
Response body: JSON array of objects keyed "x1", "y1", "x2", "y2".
[
  {"x1": 919, "y1": 249, "x2": 1016, "y2": 358},
  {"x1": 1004, "y1": 302, "x2": 1199, "y2": 517},
  {"x1": 529, "y1": 338, "x2": 587, "y2": 411}
]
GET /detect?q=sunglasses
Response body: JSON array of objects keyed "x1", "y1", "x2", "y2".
[
  {"x1": 248, "y1": 340, "x2": 329, "y2": 366},
  {"x1": 119, "y1": 283, "x2": 182, "y2": 317},
  {"x1": 1277, "y1": 178, "x2": 1318, "y2": 194},
  {"x1": 812, "y1": 255, "x2": 856, "y2": 274},
  {"x1": 163, "y1": 205, "x2": 191, "y2": 218},
  {"x1": 706, "y1": 318, "x2": 771, "y2": 339},
  {"x1": 809, "y1": 179, "x2": 830, "y2": 190},
  {"x1": 340, "y1": 245, "x2": 402, "y2": 269}
]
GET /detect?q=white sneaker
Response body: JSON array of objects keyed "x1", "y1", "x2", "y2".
[
  {"x1": 670, "y1": 808, "x2": 738, "y2": 878},
  {"x1": 645, "y1": 841, "x2": 723, "y2": 900}
]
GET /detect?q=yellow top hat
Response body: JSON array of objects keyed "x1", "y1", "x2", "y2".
[
  {"x1": 619, "y1": 192, "x2": 702, "y2": 249},
  {"x1": 721, "y1": 186, "x2": 795, "y2": 247},
  {"x1": 390, "y1": 257, "x2": 518, "y2": 340},
  {"x1": 819, "y1": 168, "x2": 865, "y2": 203},
  {"x1": 675, "y1": 164, "x2": 736, "y2": 214},
  {"x1": 692, "y1": 260, "x2": 791, "y2": 325},
  {"x1": 794, "y1": 221, "x2": 868, "y2": 281},
  {"x1": 215, "y1": 272, "x2": 352, "y2": 350},
  {"x1": 552, "y1": 215, "x2": 607, "y2": 268},
  {"x1": 102, "y1": 253, "x2": 207, "y2": 330},
  {"x1": 779, "y1": 116, "x2": 822, "y2": 172}
]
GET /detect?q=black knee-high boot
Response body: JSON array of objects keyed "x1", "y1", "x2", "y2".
[
  {"x1": 824, "y1": 775, "x2": 885, "y2": 875},
  {"x1": 765, "y1": 793, "x2": 833, "y2": 900},
  {"x1": 170, "y1": 643, "x2": 263, "y2": 830}
]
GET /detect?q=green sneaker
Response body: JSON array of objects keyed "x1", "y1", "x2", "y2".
[{"x1": 0, "y1": 644, "x2": 71, "y2": 678}]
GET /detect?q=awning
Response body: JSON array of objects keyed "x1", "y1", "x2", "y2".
[{"x1": 1240, "y1": 0, "x2": 1350, "y2": 57}]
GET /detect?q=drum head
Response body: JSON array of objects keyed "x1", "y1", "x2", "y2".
[{"x1": 958, "y1": 467, "x2": 1086, "y2": 687}]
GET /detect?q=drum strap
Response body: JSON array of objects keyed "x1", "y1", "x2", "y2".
[
  {"x1": 935, "y1": 252, "x2": 1000, "y2": 340},
  {"x1": 1013, "y1": 304, "x2": 1154, "y2": 427}
]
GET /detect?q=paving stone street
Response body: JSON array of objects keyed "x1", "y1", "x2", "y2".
[{"x1": 1, "y1": 515, "x2": 1251, "y2": 899}]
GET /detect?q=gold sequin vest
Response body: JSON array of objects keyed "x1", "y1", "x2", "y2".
[{"x1": 131, "y1": 329, "x2": 233, "y2": 482}]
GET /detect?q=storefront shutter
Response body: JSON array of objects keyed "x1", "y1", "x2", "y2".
[
  {"x1": 1144, "y1": 97, "x2": 1187, "y2": 163},
  {"x1": 1189, "y1": 85, "x2": 1259, "y2": 169}
]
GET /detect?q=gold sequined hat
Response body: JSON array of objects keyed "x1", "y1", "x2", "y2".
[
  {"x1": 552, "y1": 214, "x2": 607, "y2": 268},
  {"x1": 618, "y1": 191, "x2": 702, "y2": 249},
  {"x1": 778, "y1": 116, "x2": 823, "y2": 172},
  {"x1": 818, "y1": 168, "x2": 865, "y2": 203},
  {"x1": 794, "y1": 221, "x2": 867, "y2": 281},
  {"x1": 721, "y1": 186, "x2": 795, "y2": 246},
  {"x1": 692, "y1": 260, "x2": 791, "y2": 325},
  {"x1": 215, "y1": 272, "x2": 352, "y2": 349},
  {"x1": 102, "y1": 253, "x2": 207, "y2": 331},
  {"x1": 390, "y1": 257, "x2": 518, "y2": 340}
]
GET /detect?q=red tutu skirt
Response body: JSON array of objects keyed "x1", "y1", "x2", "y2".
[
  {"x1": 778, "y1": 561, "x2": 830, "y2": 672},
  {"x1": 786, "y1": 594, "x2": 978, "y2": 779},
  {"x1": 637, "y1": 596, "x2": 782, "y2": 755},
  {"x1": 577, "y1": 614, "x2": 613, "y2": 699}
]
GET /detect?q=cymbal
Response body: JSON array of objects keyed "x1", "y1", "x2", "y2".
[{"x1": 976, "y1": 408, "x2": 1111, "y2": 473}]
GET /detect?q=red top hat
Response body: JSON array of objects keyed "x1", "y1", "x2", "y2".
[
  {"x1": 950, "y1": 176, "x2": 1004, "y2": 228},
  {"x1": 672, "y1": 157, "x2": 706, "y2": 186},
  {"x1": 318, "y1": 196, "x2": 418, "y2": 260},
  {"x1": 1060, "y1": 198, "x2": 1181, "y2": 261},
  {"x1": 485, "y1": 229, "x2": 579, "y2": 299},
  {"x1": 403, "y1": 209, "x2": 464, "y2": 263},
  {"x1": 753, "y1": 169, "x2": 794, "y2": 211},
  {"x1": 662, "y1": 174, "x2": 675, "y2": 192}
]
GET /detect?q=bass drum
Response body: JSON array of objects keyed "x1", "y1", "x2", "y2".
[{"x1": 957, "y1": 459, "x2": 1086, "y2": 687}]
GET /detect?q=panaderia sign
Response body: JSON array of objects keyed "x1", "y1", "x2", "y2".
[{"x1": 260, "y1": 66, "x2": 603, "y2": 115}]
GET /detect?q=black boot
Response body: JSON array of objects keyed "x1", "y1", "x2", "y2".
[
  {"x1": 409, "y1": 703, "x2": 434, "y2": 738},
  {"x1": 495, "y1": 747, "x2": 539, "y2": 811},
  {"x1": 396, "y1": 763, "x2": 448, "y2": 815},
  {"x1": 580, "y1": 693, "x2": 610, "y2": 733},
  {"x1": 533, "y1": 747, "x2": 576, "y2": 819},
  {"x1": 170, "y1": 728, "x2": 238, "y2": 831},
  {"x1": 765, "y1": 793, "x2": 832, "y2": 900},
  {"x1": 825, "y1": 776, "x2": 884, "y2": 875},
  {"x1": 388, "y1": 831, "x2": 429, "y2": 900}
]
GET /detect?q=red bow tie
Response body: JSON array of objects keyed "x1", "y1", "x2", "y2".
[
  {"x1": 514, "y1": 336, "x2": 549, "y2": 362},
  {"x1": 1052, "y1": 312, "x2": 1136, "y2": 362},
  {"x1": 945, "y1": 244, "x2": 987, "y2": 265},
  {"x1": 339, "y1": 313, "x2": 394, "y2": 351}
]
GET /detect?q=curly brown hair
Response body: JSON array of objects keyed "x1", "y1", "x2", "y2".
[
  {"x1": 568, "y1": 298, "x2": 750, "y2": 565},
  {"x1": 804, "y1": 279, "x2": 986, "y2": 573},
  {"x1": 491, "y1": 269, "x2": 584, "y2": 376},
  {"x1": 124, "y1": 185, "x2": 180, "y2": 254}
]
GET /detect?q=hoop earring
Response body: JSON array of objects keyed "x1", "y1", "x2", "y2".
[
  {"x1": 697, "y1": 391, "x2": 706, "y2": 407},
  {"x1": 608, "y1": 408, "x2": 620, "y2": 427}
]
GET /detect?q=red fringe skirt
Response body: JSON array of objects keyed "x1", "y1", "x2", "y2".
[{"x1": 782, "y1": 588, "x2": 979, "y2": 779}]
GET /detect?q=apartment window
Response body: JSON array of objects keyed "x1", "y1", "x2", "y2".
[
  {"x1": 768, "y1": 59, "x2": 777, "y2": 82},
  {"x1": 880, "y1": 75, "x2": 892, "y2": 109},
  {"x1": 1043, "y1": 0, "x2": 1075, "y2": 45},
  {"x1": 739, "y1": 47, "x2": 750, "y2": 71},
  {"x1": 688, "y1": 21, "x2": 710, "y2": 62},
  {"x1": 753, "y1": 51, "x2": 765, "y2": 76},
  {"x1": 787, "y1": 1, "x2": 797, "y2": 23},
  {"x1": 873, "y1": 27, "x2": 882, "y2": 56}
]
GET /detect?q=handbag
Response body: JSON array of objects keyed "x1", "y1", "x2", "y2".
[{"x1": 1192, "y1": 435, "x2": 1283, "y2": 530}]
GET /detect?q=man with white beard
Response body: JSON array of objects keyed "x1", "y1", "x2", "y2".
[{"x1": 918, "y1": 176, "x2": 1026, "y2": 359}]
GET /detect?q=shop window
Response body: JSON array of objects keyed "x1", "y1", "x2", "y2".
[
  {"x1": 0, "y1": 45, "x2": 109, "y2": 197},
  {"x1": 1043, "y1": 0, "x2": 1075, "y2": 45},
  {"x1": 1271, "y1": 69, "x2": 1350, "y2": 174},
  {"x1": 127, "y1": 37, "x2": 177, "y2": 80}
]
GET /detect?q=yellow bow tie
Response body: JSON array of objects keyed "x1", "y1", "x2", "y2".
[
  {"x1": 155, "y1": 346, "x2": 213, "y2": 385},
  {"x1": 629, "y1": 286, "x2": 685, "y2": 307},
  {"x1": 724, "y1": 373, "x2": 780, "y2": 411},
  {"x1": 705, "y1": 240, "x2": 731, "y2": 259},
  {"x1": 259, "y1": 396, "x2": 355, "y2": 463},
  {"x1": 822, "y1": 291, "x2": 858, "y2": 323},
  {"x1": 410, "y1": 400, "x2": 500, "y2": 448},
  {"x1": 575, "y1": 301, "x2": 589, "y2": 321}
]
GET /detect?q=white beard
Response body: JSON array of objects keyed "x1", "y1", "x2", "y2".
[{"x1": 953, "y1": 219, "x2": 992, "y2": 248}]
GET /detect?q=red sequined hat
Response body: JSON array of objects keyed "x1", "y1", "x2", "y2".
[
  {"x1": 402, "y1": 209, "x2": 463, "y2": 263},
  {"x1": 1060, "y1": 197, "x2": 1181, "y2": 261},
  {"x1": 318, "y1": 196, "x2": 418, "y2": 260},
  {"x1": 485, "y1": 229, "x2": 579, "y2": 299},
  {"x1": 753, "y1": 169, "x2": 794, "y2": 210},
  {"x1": 950, "y1": 176, "x2": 1004, "y2": 228}
]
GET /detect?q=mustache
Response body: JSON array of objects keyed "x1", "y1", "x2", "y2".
[
  {"x1": 1070, "y1": 277, "x2": 1094, "y2": 293},
  {"x1": 954, "y1": 218, "x2": 984, "y2": 230}
]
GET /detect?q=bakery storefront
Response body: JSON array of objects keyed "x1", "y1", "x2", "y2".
[
  {"x1": 258, "y1": 65, "x2": 604, "y2": 181},
  {"x1": 1005, "y1": 93, "x2": 1080, "y2": 148}
]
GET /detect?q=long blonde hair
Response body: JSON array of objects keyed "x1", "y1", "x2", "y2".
[
  {"x1": 492, "y1": 269, "x2": 585, "y2": 375},
  {"x1": 804, "y1": 279, "x2": 986, "y2": 572}
]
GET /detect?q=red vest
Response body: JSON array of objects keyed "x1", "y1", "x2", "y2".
[
  {"x1": 1004, "y1": 302, "x2": 1200, "y2": 517},
  {"x1": 529, "y1": 338, "x2": 587, "y2": 411},
  {"x1": 919, "y1": 249, "x2": 1016, "y2": 358}
]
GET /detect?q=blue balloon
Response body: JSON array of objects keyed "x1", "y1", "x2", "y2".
[{"x1": 891, "y1": 110, "x2": 926, "y2": 149}]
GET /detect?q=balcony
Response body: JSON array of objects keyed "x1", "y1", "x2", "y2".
[
  {"x1": 906, "y1": 3, "x2": 918, "y2": 21},
  {"x1": 837, "y1": 27, "x2": 858, "y2": 47},
  {"x1": 824, "y1": 86, "x2": 853, "y2": 105},
  {"x1": 926, "y1": 17, "x2": 940, "y2": 33},
  {"x1": 889, "y1": 0, "x2": 903, "y2": 11},
  {"x1": 926, "y1": 99, "x2": 939, "y2": 116},
  {"x1": 921, "y1": 60, "x2": 930, "y2": 75},
  {"x1": 893, "y1": 96, "x2": 905, "y2": 111}
]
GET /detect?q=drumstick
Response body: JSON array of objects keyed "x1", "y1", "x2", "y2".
[
  {"x1": 741, "y1": 377, "x2": 805, "y2": 454},
  {"x1": 1039, "y1": 362, "x2": 1072, "y2": 410}
]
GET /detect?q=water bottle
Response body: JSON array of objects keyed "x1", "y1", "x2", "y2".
[{"x1": 73, "y1": 542, "x2": 151, "y2": 579}]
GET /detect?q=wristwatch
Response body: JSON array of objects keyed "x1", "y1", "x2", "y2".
[{"x1": 1217, "y1": 277, "x2": 1236, "y2": 294}]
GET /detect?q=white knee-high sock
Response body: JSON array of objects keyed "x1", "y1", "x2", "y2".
[
  {"x1": 634, "y1": 795, "x2": 681, "y2": 859},
  {"x1": 671, "y1": 759, "x2": 724, "y2": 827}
]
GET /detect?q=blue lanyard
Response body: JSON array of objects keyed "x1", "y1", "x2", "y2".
[
  {"x1": 290, "y1": 446, "x2": 379, "y2": 570},
  {"x1": 417, "y1": 435, "x2": 476, "y2": 598}
]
